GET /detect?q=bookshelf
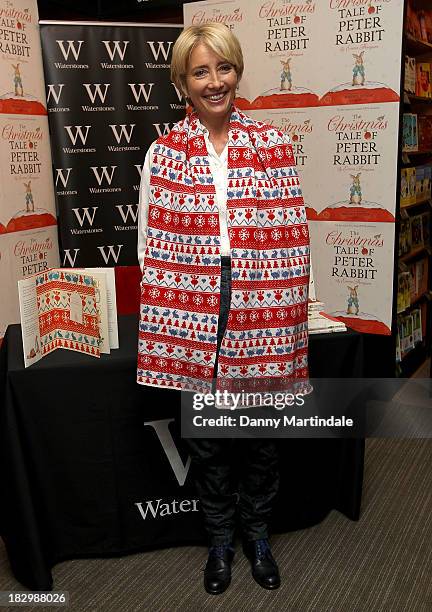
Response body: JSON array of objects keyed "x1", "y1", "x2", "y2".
[{"x1": 399, "y1": 0, "x2": 432, "y2": 376}]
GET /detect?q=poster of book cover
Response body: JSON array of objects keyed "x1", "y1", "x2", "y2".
[
  {"x1": 0, "y1": 0, "x2": 48, "y2": 114},
  {"x1": 184, "y1": 0, "x2": 403, "y2": 108},
  {"x1": 318, "y1": 0, "x2": 404, "y2": 107},
  {"x1": 308, "y1": 220, "x2": 395, "y2": 334},
  {"x1": 184, "y1": 0, "x2": 404, "y2": 335},
  {"x1": 0, "y1": 0, "x2": 59, "y2": 340},
  {"x1": 302, "y1": 103, "x2": 400, "y2": 223}
]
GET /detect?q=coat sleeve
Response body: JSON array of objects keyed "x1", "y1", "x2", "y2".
[{"x1": 137, "y1": 141, "x2": 157, "y2": 273}]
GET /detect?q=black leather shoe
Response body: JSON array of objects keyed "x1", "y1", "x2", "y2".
[
  {"x1": 204, "y1": 544, "x2": 235, "y2": 595},
  {"x1": 243, "y1": 539, "x2": 280, "y2": 590}
]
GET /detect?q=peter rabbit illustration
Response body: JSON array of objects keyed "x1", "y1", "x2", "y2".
[
  {"x1": 352, "y1": 52, "x2": 365, "y2": 86},
  {"x1": 12, "y1": 63, "x2": 23, "y2": 96},
  {"x1": 349, "y1": 173, "x2": 362, "y2": 205},
  {"x1": 347, "y1": 286, "x2": 359, "y2": 315},
  {"x1": 24, "y1": 181, "x2": 34, "y2": 212},
  {"x1": 280, "y1": 59, "x2": 292, "y2": 91}
]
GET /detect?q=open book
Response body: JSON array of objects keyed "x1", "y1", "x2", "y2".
[{"x1": 18, "y1": 268, "x2": 118, "y2": 368}]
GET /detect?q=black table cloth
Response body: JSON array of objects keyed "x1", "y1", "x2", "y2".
[{"x1": 0, "y1": 316, "x2": 364, "y2": 590}]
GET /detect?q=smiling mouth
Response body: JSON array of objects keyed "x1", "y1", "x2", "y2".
[{"x1": 204, "y1": 92, "x2": 227, "y2": 102}]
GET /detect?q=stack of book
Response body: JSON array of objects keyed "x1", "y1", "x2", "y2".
[{"x1": 308, "y1": 300, "x2": 347, "y2": 334}]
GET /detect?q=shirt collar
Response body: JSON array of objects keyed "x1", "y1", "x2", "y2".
[{"x1": 197, "y1": 120, "x2": 228, "y2": 162}]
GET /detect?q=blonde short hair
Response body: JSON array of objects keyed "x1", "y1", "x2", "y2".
[{"x1": 171, "y1": 24, "x2": 244, "y2": 97}]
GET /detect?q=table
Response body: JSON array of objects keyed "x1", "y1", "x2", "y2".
[{"x1": 0, "y1": 316, "x2": 364, "y2": 590}]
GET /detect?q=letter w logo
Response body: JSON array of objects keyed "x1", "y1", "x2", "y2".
[
  {"x1": 116, "y1": 204, "x2": 138, "y2": 224},
  {"x1": 102, "y1": 40, "x2": 129, "y2": 61},
  {"x1": 64, "y1": 125, "x2": 91, "y2": 145},
  {"x1": 72, "y1": 207, "x2": 98, "y2": 227},
  {"x1": 110, "y1": 124, "x2": 135, "y2": 144},
  {"x1": 47, "y1": 84, "x2": 65, "y2": 105},
  {"x1": 145, "y1": 419, "x2": 191, "y2": 486},
  {"x1": 153, "y1": 123, "x2": 173, "y2": 137},
  {"x1": 97, "y1": 245, "x2": 123, "y2": 264},
  {"x1": 83, "y1": 83, "x2": 110, "y2": 104},
  {"x1": 128, "y1": 83, "x2": 154, "y2": 103},
  {"x1": 55, "y1": 167, "x2": 72, "y2": 188},
  {"x1": 56, "y1": 40, "x2": 84, "y2": 61},
  {"x1": 147, "y1": 41, "x2": 173, "y2": 61},
  {"x1": 91, "y1": 166, "x2": 117, "y2": 185}
]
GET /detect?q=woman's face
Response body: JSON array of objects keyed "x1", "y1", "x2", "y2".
[{"x1": 185, "y1": 42, "x2": 238, "y2": 127}]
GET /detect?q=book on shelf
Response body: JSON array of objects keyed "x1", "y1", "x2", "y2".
[
  {"x1": 405, "y1": 56, "x2": 416, "y2": 95},
  {"x1": 18, "y1": 267, "x2": 118, "y2": 368},
  {"x1": 421, "y1": 211, "x2": 430, "y2": 244},
  {"x1": 398, "y1": 219, "x2": 411, "y2": 256},
  {"x1": 402, "y1": 113, "x2": 418, "y2": 152},
  {"x1": 416, "y1": 62, "x2": 432, "y2": 98},
  {"x1": 411, "y1": 214, "x2": 424, "y2": 248},
  {"x1": 418, "y1": 116, "x2": 432, "y2": 151},
  {"x1": 407, "y1": 0, "x2": 422, "y2": 39},
  {"x1": 401, "y1": 314, "x2": 415, "y2": 354},
  {"x1": 412, "y1": 308, "x2": 423, "y2": 344}
]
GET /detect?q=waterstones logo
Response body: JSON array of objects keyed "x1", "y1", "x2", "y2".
[
  {"x1": 153, "y1": 123, "x2": 174, "y2": 138},
  {"x1": 170, "y1": 83, "x2": 185, "y2": 109},
  {"x1": 101, "y1": 40, "x2": 133, "y2": 69},
  {"x1": 115, "y1": 204, "x2": 138, "y2": 231},
  {"x1": 63, "y1": 126, "x2": 96, "y2": 153},
  {"x1": 71, "y1": 207, "x2": 102, "y2": 236},
  {"x1": 97, "y1": 244, "x2": 123, "y2": 264},
  {"x1": 127, "y1": 83, "x2": 158, "y2": 111},
  {"x1": 72, "y1": 207, "x2": 98, "y2": 227},
  {"x1": 102, "y1": 40, "x2": 129, "y2": 61},
  {"x1": 144, "y1": 419, "x2": 191, "y2": 485},
  {"x1": 108, "y1": 125, "x2": 139, "y2": 152},
  {"x1": 146, "y1": 40, "x2": 173, "y2": 62},
  {"x1": 55, "y1": 167, "x2": 77, "y2": 195},
  {"x1": 62, "y1": 248, "x2": 80, "y2": 267},
  {"x1": 89, "y1": 166, "x2": 120, "y2": 193},
  {"x1": 47, "y1": 84, "x2": 65, "y2": 105},
  {"x1": 55, "y1": 40, "x2": 89, "y2": 68},
  {"x1": 135, "y1": 498, "x2": 199, "y2": 520},
  {"x1": 82, "y1": 84, "x2": 115, "y2": 111}
]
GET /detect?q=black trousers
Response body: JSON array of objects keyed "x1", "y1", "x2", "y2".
[{"x1": 184, "y1": 257, "x2": 280, "y2": 546}]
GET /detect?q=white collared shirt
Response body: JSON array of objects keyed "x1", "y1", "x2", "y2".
[{"x1": 137, "y1": 129, "x2": 230, "y2": 272}]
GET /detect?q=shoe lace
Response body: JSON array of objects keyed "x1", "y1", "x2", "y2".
[
  {"x1": 255, "y1": 539, "x2": 270, "y2": 559},
  {"x1": 209, "y1": 544, "x2": 233, "y2": 559}
]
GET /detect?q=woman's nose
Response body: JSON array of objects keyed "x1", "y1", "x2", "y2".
[{"x1": 208, "y1": 70, "x2": 223, "y2": 88}]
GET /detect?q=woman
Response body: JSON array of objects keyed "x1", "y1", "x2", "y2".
[{"x1": 137, "y1": 24, "x2": 310, "y2": 595}]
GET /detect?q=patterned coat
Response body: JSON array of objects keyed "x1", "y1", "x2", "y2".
[{"x1": 137, "y1": 107, "x2": 310, "y2": 394}]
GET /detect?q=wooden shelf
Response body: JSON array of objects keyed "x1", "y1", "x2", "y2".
[
  {"x1": 406, "y1": 34, "x2": 432, "y2": 56},
  {"x1": 402, "y1": 150, "x2": 432, "y2": 158},
  {"x1": 400, "y1": 198, "x2": 432, "y2": 210},
  {"x1": 404, "y1": 93, "x2": 432, "y2": 104},
  {"x1": 399, "y1": 246, "x2": 430, "y2": 263}
]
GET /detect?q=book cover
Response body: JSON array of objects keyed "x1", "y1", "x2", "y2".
[
  {"x1": 411, "y1": 215, "x2": 424, "y2": 248},
  {"x1": 412, "y1": 308, "x2": 423, "y2": 344},
  {"x1": 416, "y1": 63, "x2": 432, "y2": 98},
  {"x1": 418, "y1": 115, "x2": 432, "y2": 151},
  {"x1": 18, "y1": 269, "x2": 101, "y2": 368}
]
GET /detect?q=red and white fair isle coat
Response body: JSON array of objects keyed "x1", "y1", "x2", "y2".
[{"x1": 137, "y1": 107, "x2": 310, "y2": 394}]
